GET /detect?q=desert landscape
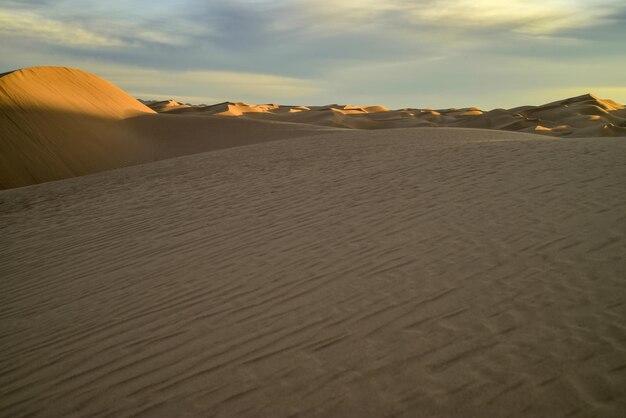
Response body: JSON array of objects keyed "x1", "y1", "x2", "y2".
[
  {"x1": 2, "y1": 66, "x2": 625, "y2": 189},
  {"x1": 1, "y1": 65, "x2": 625, "y2": 417}
]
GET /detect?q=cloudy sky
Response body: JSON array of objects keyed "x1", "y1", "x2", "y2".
[{"x1": 1, "y1": 0, "x2": 625, "y2": 108}]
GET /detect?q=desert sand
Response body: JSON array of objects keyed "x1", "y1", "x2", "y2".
[{"x1": 1, "y1": 67, "x2": 626, "y2": 416}]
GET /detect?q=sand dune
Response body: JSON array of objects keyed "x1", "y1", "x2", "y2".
[
  {"x1": 0, "y1": 67, "x2": 334, "y2": 189},
  {"x1": 0, "y1": 67, "x2": 152, "y2": 118},
  {"x1": 1, "y1": 128, "x2": 625, "y2": 416},
  {"x1": 0, "y1": 67, "x2": 155, "y2": 189},
  {"x1": 145, "y1": 99, "x2": 191, "y2": 113},
  {"x1": 148, "y1": 93, "x2": 626, "y2": 137}
]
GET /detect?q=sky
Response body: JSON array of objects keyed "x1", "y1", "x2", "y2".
[{"x1": 1, "y1": 0, "x2": 625, "y2": 109}]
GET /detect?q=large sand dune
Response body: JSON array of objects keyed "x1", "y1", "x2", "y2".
[
  {"x1": 0, "y1": 67, "x2": 155, "y2": 189},
  {"x1": 0, "y1": 67, "x2": 334, "y2": 189},
  {"x1": 1, "y1": 128, "x2": 625, "y2": 416}
]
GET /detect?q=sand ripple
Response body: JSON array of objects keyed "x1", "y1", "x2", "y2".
[{"x1": 1, "y1": 129, "x2": 625, "y2": 416}]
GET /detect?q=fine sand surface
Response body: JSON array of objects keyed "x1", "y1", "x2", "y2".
[{"x1": 1, "y1": 128, "x2": 625, "y2": 417}]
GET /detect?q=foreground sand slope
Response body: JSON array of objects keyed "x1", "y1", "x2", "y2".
[
  {"x1": 1, "y1": 128, "x2": 625, "y2": 417},
  {"x1": 0, "y1": 67, "x2": 336, "y2": 189},
  {"x1": 152, "y1": 94, "x2": 626, "y2": 137}
]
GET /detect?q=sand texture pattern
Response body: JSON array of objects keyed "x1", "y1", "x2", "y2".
[{"x1": 1, "y1": 128, "x2": 625, "y2": 417}]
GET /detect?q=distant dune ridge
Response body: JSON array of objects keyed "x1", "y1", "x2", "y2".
[{"x1": 146, "y1": 93, "x2": 626, "y2": 136}]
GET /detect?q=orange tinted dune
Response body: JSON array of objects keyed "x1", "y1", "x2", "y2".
[
  {"x1": 0, "y1": 66, "x2": 152, "y2": 118},
  {"x1": 0, "y1": 67, "x2": 155, "y2": 189},
  {"x1": 0, "y1": 67, "x2": 334, "y2": 189},
  {"x1": 146, "y1": 99, "x2": 190, "y2": 113}
]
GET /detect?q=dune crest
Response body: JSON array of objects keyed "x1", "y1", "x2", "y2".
[
  {"x1": 0, "y1": 66, "x2": 153, "y2": 118},
  {"x1": 146, "y1": 99, "x2": 190, "y2": 113}
]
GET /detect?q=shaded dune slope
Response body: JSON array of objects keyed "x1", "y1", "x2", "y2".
[
  {"x1": 1, "y1": 129, "x2": 625, "y2": 416},
  {"x1": 123, "y1": 113, "x2": 339, "y2": 161}
]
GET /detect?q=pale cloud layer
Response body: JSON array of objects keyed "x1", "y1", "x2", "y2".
[
  {"x1": 288, "y1": 0, "x2": 613, "y2": 35},
  {"x1": 403, "y1": 0, "x2": 610, "y2": 35},
  {"x1": 0, "y1": 0, "x2": 624, "y2": 108},
  {"x1": 0, "y1": 9, "x2": 122, "y2": 47}
]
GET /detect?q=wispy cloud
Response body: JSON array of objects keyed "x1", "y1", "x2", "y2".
[
  {"x1": 402, "y1": 0, "x2": 610, "y2": 35},
  {"x1": 0, "y1": 2, "x2": 206, "y2": 48},
  {"x1": 263, "y1": 0, "x2": 618, "y2": 37},
  {"x1": 0, "y1": 9, "x2": 122, "y2": 47}
]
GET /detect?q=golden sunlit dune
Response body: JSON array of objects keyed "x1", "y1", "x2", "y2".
[
  {"x1": 146, "y1": 99, "x2": 191, "y2": 113},
  {"x1": 0, "y1": 67, "x2": 333, "y2": 189},
  {"x1": 0, "y1": 66, "x2": 153, "y2": 118},
  {"x1": 0, "y1": 67, "x2": 154, "y2": 189}
]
